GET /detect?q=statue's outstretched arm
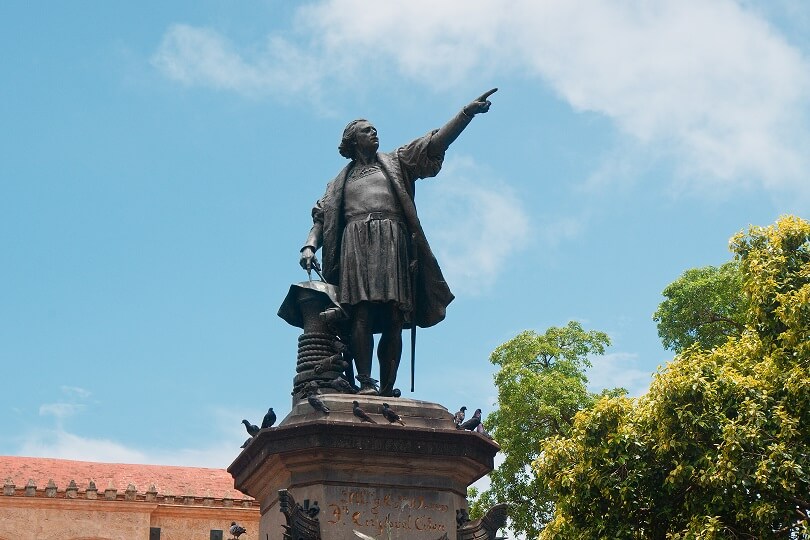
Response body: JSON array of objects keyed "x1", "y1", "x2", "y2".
[{"x1": 430, "y1": 88, "x2": 497, "y2": 154}]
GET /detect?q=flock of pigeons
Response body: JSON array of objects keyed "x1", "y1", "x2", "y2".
[
  {"x1": 240, "y1": 407, "x2": 276, "y2": 447},
  {"x1": 241, "y1": 399, "x2": 491, "y2": 445},
  {"x1": 452, "y1": 406, "x2": 492, "y2": 437},
  {"x1": 349, "y1": 401, "x2": 406, "y2": 425},
  {"x1": 241, "y1": 378, "x2": 492, "y2": 443}
]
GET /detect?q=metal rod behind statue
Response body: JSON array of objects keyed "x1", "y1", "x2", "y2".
[
  {"x1": 411, "y1": 325, "x2": 416, "y2": 392},
  {"x1": 410, "y1": 231, "x2": 418, "y2": 392}
]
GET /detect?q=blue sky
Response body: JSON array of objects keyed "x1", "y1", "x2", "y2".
[{"x1": 2, "y1": 0, "x2": 809, "y2": 468}]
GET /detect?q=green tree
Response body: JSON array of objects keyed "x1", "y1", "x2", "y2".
[
  {"x1": 653, "y1": 261, "x2": 747, "y2": 353},
  {"x1": 469, "y1": 321, "x2": 617, "y2": 539},
  {"x1": 536, "y1": 216, "x2": 810, "y2": 539}
]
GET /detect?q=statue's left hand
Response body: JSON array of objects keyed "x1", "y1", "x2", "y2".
[
  {"x1": 464, "y1": 88, "x2": 498, "y2": 116},
  {"x1": 300, "y1": 246, "x2": 318, "y2": 272}
]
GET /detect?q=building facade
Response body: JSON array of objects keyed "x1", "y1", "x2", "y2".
[{"x1": 0, "y1": 456, "x2": 259, "y2": 540}]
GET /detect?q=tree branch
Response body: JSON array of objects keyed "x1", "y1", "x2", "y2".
[
  {"x1": 787, "y1": 494, "x2": 810, "y2": 510},
  {"x1": 697, "y1": 310, "x2": 745, "y2": 332}
]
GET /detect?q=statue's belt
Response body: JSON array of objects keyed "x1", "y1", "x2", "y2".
[{"x1": 345, "y1": 211, "x2": 405, "y2": 224}]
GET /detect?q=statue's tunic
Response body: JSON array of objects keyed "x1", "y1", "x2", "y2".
[
  {"x1": 340, "y1": 163, "x2": 412, "y2": 313},
  {"x1": 307, "y1": 131, "x2": 455, "y2": 329}
]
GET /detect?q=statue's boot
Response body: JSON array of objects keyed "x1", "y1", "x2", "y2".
[{"x1": 356, "y1": 374, "x2": 379, "y2": 395}]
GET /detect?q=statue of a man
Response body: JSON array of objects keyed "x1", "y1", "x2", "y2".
[{"x1": 300, "y1": 89, "x2": 496, "y2": 396}]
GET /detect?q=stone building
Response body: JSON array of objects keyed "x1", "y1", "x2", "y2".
[{"x1": 0, "y1": 455, "x2": 259, "y2": 540}]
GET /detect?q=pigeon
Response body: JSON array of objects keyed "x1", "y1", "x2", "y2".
[
  {"x1": 352, "y1": 401, "x2": 377, "y2": 423},
  {"x1": 306, "y1": 385, "x2": 330, "y2": 414},
  {"x1": 240, "y1": 438, "x2": 252, "y2": 449},
  {"x1": 306, "y1": 500, "x2": 321, "y2": 518},
  {"x1": 381, "y1": 403, "x2": 405, "y2": 426},
  {"x1": 297, "y1": 380, "x2": 317, "y2": 400},
  {"x1": 456, "y1": 507, "x2": 471, "y2": 527},
  {"x1": 229, "y1": 521, "x2": 247, "y2": 538},
  {"x1": 327, "y1": 376, "x2": 357, "y2": 394},
  {"x1": 454, "y1": 406, "x2": 467, "y2": 428},
  {"x1": 476, "y1": 422, "x2": 494, "y2": 439},
  {"x1": 460, "y1": 408, "x2": 482, "y2": 431},
  {"x1": 241, "y1": 419, "x2": 260, "y2": 437},
  {"x1": 261, "y1": 407, "x2": 277, "y2": 429}
]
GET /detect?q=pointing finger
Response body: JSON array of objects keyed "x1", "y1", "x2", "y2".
[{"x1": 476, "y1": 88, "x2": 498, "y2": 101}]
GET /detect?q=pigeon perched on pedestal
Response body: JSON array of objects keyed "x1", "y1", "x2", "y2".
[
  {"x1": 353, "y1": 401, "x2": 376, "y2": 423},
  {"x1": 476, "y1": 422, "x2": 494, "y2": 439},
  {"x1": 261, "y1": 407, "x2": 276, "y2": 429},
  {"x1": 241, "y1": 419, "x2": 260, "y2": 437},
  {"x1": 381, "y1": 403, "x2": 405, "y2": 426},
  {"x1": 454, "y1": 406, "x2": 467, "y2": 428},
  {"x1": 306, "y1": 384, "x2": 330, "y2": 414},
  {"x1": 460, "y1": 408, "x2": 482, "y2": 431},
  {"x1": 229, "y1": 521, "x2": 247, "y2": 538},
  {"x1": 327, "y1": 376, "x2": 357, "y2": 394}
]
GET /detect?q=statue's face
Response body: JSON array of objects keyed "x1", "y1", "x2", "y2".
[{"x1": 353, "y1": 121, "x2": 379, "y2": 156}]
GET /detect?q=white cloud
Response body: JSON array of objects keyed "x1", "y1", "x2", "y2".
[
  {"x1": 536, "y1": 214, "x2": 587, "y2": 250},
  {"x1": 21, "y1": 428, "x2": 241, "y2": 468},
  {"x1": 18, "y1": 429, "x2": 242, "y2": 469},
  {"x1": 153, "y1": 0, "x2": 810, "y2": 198},
  {"x1": 152, "y1": 25, "x2": 262, "y2": 92},
  {"x1": 39, "y1": 403, "x2": 85, "y2": 419},
  {"x1": 151, "y1": 24, "x2": 324, "y2": 102},
  {"x1": 38, "y1": 386, "x2": 92, "y2": 420},
  {"x1": 60, "y1": 386, "x2": 91, "y2": 399},
  {"x1": 20, "y1": 406, "x2": 251, "y2": 468},
  {"x1": 539, "y1": 0, "x2": 808, "y2": 194},
  {"x1": 419, "y1": 157, "x2": 531, "y2": 294},
  {"x1": 293, "y1": 1, "x2": 507, "y2": 88},
  {"x1": 20, "y1": 429, "x2": 149, "y2": 464},
  {"x1": 586, "y1": 352, "x2": 654, "y2": 397}
]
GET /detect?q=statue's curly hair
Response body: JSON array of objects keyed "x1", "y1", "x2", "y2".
[{"x1": 338, "y1": 119, "x2": 369, "y2": 160}]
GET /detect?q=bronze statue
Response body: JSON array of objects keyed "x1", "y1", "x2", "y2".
[{"x1": 300, "y1": 89, "x2": 497, "y2": 396}]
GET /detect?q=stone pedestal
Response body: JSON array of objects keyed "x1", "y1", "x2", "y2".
[{"x1": 228, "y1": 395, "x2": 499, "y2": 540}]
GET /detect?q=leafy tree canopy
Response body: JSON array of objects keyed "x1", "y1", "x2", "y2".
[
  {"x1": 653, "y1": 261, "x2": 747, "y2": 353},
  {"x1": 537, "y1": 216, "x2": 810, "y2": 539},
  {"x1": 469, "y1": 321, "x2": 619, "y2": 539}
]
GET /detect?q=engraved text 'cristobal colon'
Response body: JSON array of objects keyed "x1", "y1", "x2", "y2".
[{"x1": 327, "y1": 489, "x2": 449, "y2": 536}]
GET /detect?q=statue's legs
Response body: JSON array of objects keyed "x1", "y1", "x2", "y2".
[
  {"x1": 350, "y1": 302, "x2": 404, "y2": 396},
  {"x1": 378, "y1": 305, "x2": 404, "y2": 397},
  {"x1": 350, "y1": 302, "x2": 376, "y2": 394}
]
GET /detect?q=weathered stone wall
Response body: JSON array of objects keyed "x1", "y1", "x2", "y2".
[
  {"x1": 0, "y1": 497, "x2": 151, "y2": 539},
  {"x1": 0, "y1": 482, "x2": 259, "y2": 540}
]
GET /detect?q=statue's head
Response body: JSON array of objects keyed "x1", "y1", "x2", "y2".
[{"x1": 339, "y1": 119, "x2": 378, "y2": 160}]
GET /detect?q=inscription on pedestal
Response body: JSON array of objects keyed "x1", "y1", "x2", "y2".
[{"x1": 323, "y1": 486, "x2": 454, "y2": 539}]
